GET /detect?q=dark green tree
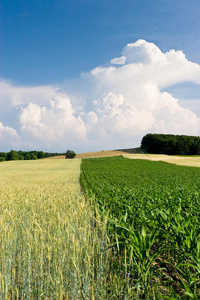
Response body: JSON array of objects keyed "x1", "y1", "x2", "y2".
[
  {"x1": 0, "y1": 152, "x2": 7, "y2": 160},
  {"x1": 65, "y1": 150, "x2": 76, "y2": 159},
  {"x1": 141, "y1": 133, "x2": 200, "y2": 155},
  {"x1": 7, "y1": 150, "x2": 19, "y2": 161},
  {"x1": 37, "y1": 151, "x2": 45, "y2": 159}
]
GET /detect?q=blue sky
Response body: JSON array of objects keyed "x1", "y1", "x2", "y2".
[
  {"x1": 1, "y1": 0, "x2": 200, "y2": 84},
  {"x1": 0, "y1": 0, "x2": 200, "y2": 152}
]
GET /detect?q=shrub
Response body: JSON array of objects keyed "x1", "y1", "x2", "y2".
[{"x1": 65, "y1": 150, "x2": 76, "y2": 159}]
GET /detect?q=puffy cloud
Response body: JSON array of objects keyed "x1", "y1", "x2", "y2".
[
  {"x1": 81, "y1": 40, "x2": 200, "y2": 149},
  {"x1": 0, "y1": 40, "x2": 200, "y2": 152},
  {"x1": 110, "y1": 56, "x2": 126, "y2": 65},
  {"x1": 0, "y1": 80, "x2": 87, "y2": 151},
  {"x1": 0, "y1": 122, "x2": 18, "y2": 138},
  {"x1": 0, "y1": 79, "x2": 59, "y2": 108},
  {"x1": 122, "y1": 39, "x2": 166, "y2": 65},
  {"x1": 85, "y1": 88, "x2": 200, "y2": 150},
  {"x1": 19, "y1": 96, "x2": 87, "y2": 149},
  {"x1": 0, "y1": 122, "x2": 20, "y2": 149},
  {"x1": 85, "y1": 92, "x2": 155, "y2": 149},
  {"x1": 109, "y1": 39, "x2": 200, "y2": 90},
  {"x1": 0, "y1": 79, "x2": 63, "y2": 132}
]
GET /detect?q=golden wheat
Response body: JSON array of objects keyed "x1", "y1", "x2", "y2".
[{"x1": 0, "y1": 159, "x2": 109, "y2": 299}]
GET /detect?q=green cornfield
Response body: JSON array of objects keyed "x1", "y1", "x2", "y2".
[{"x1": 81, "y1": 156, "x2": 200, "y2": 299}]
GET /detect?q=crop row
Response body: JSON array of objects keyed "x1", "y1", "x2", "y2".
[{"x1": 80, "y1": 156, "x2": 200, "y2": 299}]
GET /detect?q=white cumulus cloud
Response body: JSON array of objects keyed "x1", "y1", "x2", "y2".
[
  {"x1": 122, "y1": 39, "x2": 166, "y2": 65},
  {"x1": 0, "y1": 122, "x2": 20, "y2": 149},
  {"x1": 19, "y1": 96, "x2": 87, "y2": 150},
  {"x1": 0, "y1": 39, "x2": 200, "y2": 152}
]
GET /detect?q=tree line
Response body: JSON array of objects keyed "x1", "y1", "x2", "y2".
[
  {"x1": 141, "y1": 133, "x2": 200, "y2": 155},
  {"x1": 0, "y1": 150, "x2": 65, "y2": 162}
]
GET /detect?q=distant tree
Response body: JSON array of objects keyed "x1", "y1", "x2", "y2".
[
  {"x1": 0, "y1": 152, "x2": 7, "y2": 160},
  {"x1": 65, "y1": 150, "x2": 76, "y2": 159},
  {"x1": 1, "y1": 150, "x2": 66, "y2": 161},
  {"x1": 0, "y1": 157, "x2": 6, "y2": 162},
  {"x1": 24, "y1": 153, "x2": 37, "y2": 160},
  {"x1": 30, "y1": 153, "x2": 37, "y2": 160},
  {"x1": 24, "y1": 153, "x2": 32, "y2": 160},
  {"x1": 141, "y1": 133, "x2": 200, "y2": 155},
  {"x1": 7, "y1": 150, "x2": 19, "y2": 161},
  {"x1": 37, "y1": 151, "x2": 45, "y2": 159}
]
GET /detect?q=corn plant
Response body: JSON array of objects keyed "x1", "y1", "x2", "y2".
[{"x1": 80, "y1": 156, "x2": 200, "y2": 298}]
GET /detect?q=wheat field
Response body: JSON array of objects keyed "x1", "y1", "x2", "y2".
[{"x1": 0, "y1": 159, "x2": 109, "y2": 299}]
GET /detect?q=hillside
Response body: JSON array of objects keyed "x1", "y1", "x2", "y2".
[{"x1": 76, "y1": 148, "x2": 200, "y2": 167}]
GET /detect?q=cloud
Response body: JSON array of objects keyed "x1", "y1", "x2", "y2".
[
  {"x1": 84, "y1": 92, "x2": 155, "y2": 149},
  {"x1": 19, "y1": 96, "x2": 87, "y2": 150},
  {"x1": 0, "y1": 79, "x2": 59, "y2": 107},
  {"x1": 122, "y1": 39, "x2": 166, "y2": 65},
  {"x1": 84, "y1": 87, "x2": 200, "y2": 150},
  {"x1": 80, "y1": 40, "x2": 200, "y2": 148},
  {"x1": 0, "y1": 79, "x2": 63, "y2": 130},
  {"x1": 0, "y1": 80, "x2": 87, "y2": 151},
  {"x1": 0, "y1": 39, "x2": 200, "y2": 152},
  {"x1": 110, "y1": 56, "x2": 126, "y2": 65},
  {"x1": 0, "y1": 122, "x2": 20, "y2": 149}
]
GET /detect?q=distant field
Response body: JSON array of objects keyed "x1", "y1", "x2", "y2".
[
  {"x1": 124, "y1": 153, "x2": 200, "y2": 167},
  {"x1": 76, "y1": 149, "x2": 200, "y2": 167},
  {"x1": 45, "y1": 155, "x2": 65, "y2": 159},
  {"x1": 76, "y1": 149, "x2": 127, "y2": 158}
]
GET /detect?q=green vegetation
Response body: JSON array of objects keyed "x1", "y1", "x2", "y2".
[
  {"x1": 141, "y1": 133, "x2": 200, "y2": 155},
  {"x1": 81, "y1": 156, "x2": 200, "y2": 298},
  {"x1": 0, "y1": 150, "x2": 65, "y2": 161},
  {"x1": 65, "y1": 149, "x2": 76, "y2": 159},
  {"x1": 0, "y1": 159, "x2": 111, "y2": 299}
]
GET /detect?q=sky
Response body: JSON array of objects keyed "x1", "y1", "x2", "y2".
[{"x1": 0, "y1": 0, "x2": 200, "y2": 153}]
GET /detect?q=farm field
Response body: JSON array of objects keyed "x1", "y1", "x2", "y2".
[
  {"x1": 76, "y1": 150, "x2": 200, "y2": 168},
  {"x1": 2, "y1": 156, "x2": 200, "y2": 299},
  {"x1": 0, "y1": 159, "x2": 110, "y2": 299},
  {"x1": 76, "y1": 149, "x2": 127, "y2": 159},
  {"x1": 81, "y1": 156, "x2": 200, "y2": 299},
  {"x1": 124, "y1": 153, "x2": 200, "y2": 168}
]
